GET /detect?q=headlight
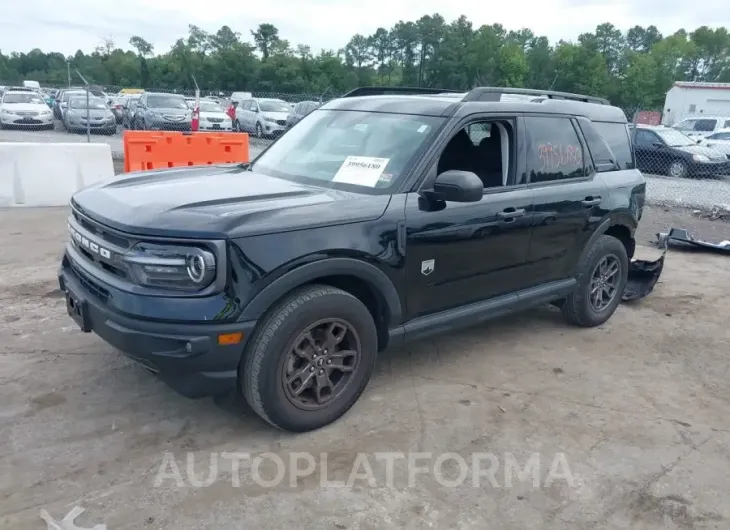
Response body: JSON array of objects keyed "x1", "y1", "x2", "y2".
[
  {"x1": 692, "y1": 154, "x2": 710, "y2": 162},
  {"x1": 123, "y1": 243, "x2": 216, "y2": 290},
  {"x1": 263, "y1": 116, "x2": 276, "y2": 123},
  {"x1": 1, "y1": 109, "x2": 15, "y2": 115}
]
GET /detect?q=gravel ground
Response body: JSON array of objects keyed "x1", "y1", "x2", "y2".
[{"x1": 0, "y1": 205, "x2": 729, "y2": 529}]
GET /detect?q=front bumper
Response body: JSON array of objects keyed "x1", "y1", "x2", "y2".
[
  {"x1": 199, "y1": 121, "x2": 233, "y2": 131},
  {"x1": 58, "y1": 251, "x2": 256, "y2": 398},
  {"x1": 148, "y1": 118, "x2": 192, "y2": 131},
  {"x1": 262, "y1": 121, "x2": 287, "y2": 136},
  {"x1": 1, "y1": 113, "x2": 54, "y2": 126}
]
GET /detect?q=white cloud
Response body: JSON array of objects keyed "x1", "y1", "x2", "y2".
[{"x1": 2, "y1": 0, "x2": 729, "y2": 56}]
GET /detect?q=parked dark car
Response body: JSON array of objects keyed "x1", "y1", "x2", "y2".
[
  {"x1": 630, "y1": 124, "x2": 730, "y2": 178},
  {"x1": 286, "y1": 100, "x2": 320, "y2": 129},
  {"x1": 60, "y1": 86, "x2": 649, "y2": 433}
]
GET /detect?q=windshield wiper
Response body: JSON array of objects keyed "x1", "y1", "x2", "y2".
[{"x1": 238, "y1": 162, "x2": 252, "y2": 171}]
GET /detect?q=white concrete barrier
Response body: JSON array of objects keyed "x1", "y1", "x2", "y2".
[{"x1": 0, "y1": 142, "x2": 115, "y2": 207}]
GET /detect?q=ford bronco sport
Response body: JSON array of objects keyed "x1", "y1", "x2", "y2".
[{"x1": 59, "y1": 86, "x2": 647, "y2": 432}]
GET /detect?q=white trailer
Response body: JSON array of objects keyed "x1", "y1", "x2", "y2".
[{"x1": 663, "y1": 81, "x2": 730, "y2": 126}]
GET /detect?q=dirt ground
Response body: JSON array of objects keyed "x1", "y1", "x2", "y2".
[{"x1": 1, "y1": 205, "x2": 729, "y2": 530}]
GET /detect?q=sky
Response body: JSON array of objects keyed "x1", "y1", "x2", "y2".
[{"x1": 2, "y1": 0, "x2": 729, "y2": 57}]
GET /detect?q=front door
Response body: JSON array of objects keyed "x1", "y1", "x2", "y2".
[{"x1": 404, "y1": 116, "x2": 535, "y2": 320}]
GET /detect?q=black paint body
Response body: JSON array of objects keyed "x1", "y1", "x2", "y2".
[{"x1": 58, "y1": 94, "x2": 646, "y2": 398}]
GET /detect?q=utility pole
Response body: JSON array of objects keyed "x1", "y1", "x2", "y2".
[
  {"x1": 66, "y1": 60, "x2": 71, "y2": 88},
  {"x1": 76, "y1": 70, "x2": 90, "y2": 143}
]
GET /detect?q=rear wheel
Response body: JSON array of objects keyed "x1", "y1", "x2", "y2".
[
  {"x1": 256, "y1": 122, "x2": 264, "y2": 139},
  {"x1": 241, "y1": 285, "x2": 378, "y2": 432},
  {"x1": 562, "y1": 235, "x2": 628, "y2": 327}
]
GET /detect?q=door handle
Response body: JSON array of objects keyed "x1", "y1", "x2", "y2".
[
  {"x1": 581, "y1": 197, "x2": 602, "y2": 207},
  {"x1": 497, "y1": 208, "x2": 526, "y2": 220}
]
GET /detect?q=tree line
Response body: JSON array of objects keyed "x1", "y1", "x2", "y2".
[{"x1": 1, "y1": 15, "x2": 729, "y2": 112}]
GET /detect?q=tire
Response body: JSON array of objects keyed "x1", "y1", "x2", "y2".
[
  {"x1": 241, "y1": 285, "x2": 378, "y2": 432},
  {"x1": 256, "y1": 122, "x2": 263, "y2": 139},
  {"x1": 668, "y1": 160, "x2": 688, "y2": 179},
  {"x1": 561, "y1": 234, "x2": 628, "y2": 328},
  {"x1": 233, "y1": 119, "x2": 240, "y2": 132},
  {"x1": 46, "y1": 123, "x2": 55, "y2": 131}
]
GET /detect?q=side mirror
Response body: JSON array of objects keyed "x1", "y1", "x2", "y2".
[
  {"x1": 61, "y1": 102, "x2": 67, "y2": 108},
  {"x1": 430, "y1": 170, "x2": 484, "y2": 203}
]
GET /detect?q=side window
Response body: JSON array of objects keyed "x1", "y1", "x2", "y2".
[
  {"x1": 634, "y1": 130, "x2": 658, "y2": 146},
  {"x1": 592, "y1": 121, "x2": 635, "y2": 170},
  {"x1": 250, "y1": 101, "x2": 259, "y2": 112},
  {"x1": 436, "y1": 119, "x2": 514, "y2": 188},
  {"x1": 694, "y1": 119, "x2": 716, "y2": 132},
  {"x1": 525, "y1": 116, "x2": 585, "y2": 183},
  {"x1": 724, "y1": 121, "x2": 730, "y2": 129}
]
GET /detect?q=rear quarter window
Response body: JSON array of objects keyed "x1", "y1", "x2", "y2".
[{"x1": 592, "y1": 121, "x2": 635, "y2": 170}]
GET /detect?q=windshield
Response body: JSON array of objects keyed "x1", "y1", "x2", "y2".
[
  {"x1": 147, "y1": 95, "x2": 188, "y2": 109},
  {"x1": 259, "y1": 100, "x2": 290, "y2": 113},
  {"x1": 69, "y1": 97, "x2": 108, "y2": 110},
  {"x1": 199, "y1": 100, "x2": 223, "y2": 112},
  {"x1": 655, "y1": 128, "x2": 696, "y2": 147},
  {"x1": 62, "y1": 91, "x2": 85, "y2": 102},
  {"x1": 2, "y1": 92, "x2": 45, "y2": 104},
  {"x1": 252, "y1": 109, "x2": 444, "y2": 193}
]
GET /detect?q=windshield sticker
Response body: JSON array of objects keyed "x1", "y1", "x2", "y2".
[
  {"x1": 333, "y1": 156, "x2": 390, "y2": 187},
  {"x1": 417, "y1": 125, "x2": 429, "y2": 133},
  {"x1": 378, "y1": 173, "x2": 394, "y2": 184}
]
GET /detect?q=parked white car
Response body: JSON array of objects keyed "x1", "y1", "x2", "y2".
[
  {"x1": 0, "y1": 89, "x2": 54, "y2": 129},
  {"x1": 698, "y1": 128, "x2": 730, "y2": 158},
  {"x1": 234, "y1": 98, "x2": 290, "y2": 138},
  {"x1": 672, "y1": 115, "x2": 730, "y2": 139},
  {"x1": 197, "y1": 99, "x2": 233, "y2": 131}
]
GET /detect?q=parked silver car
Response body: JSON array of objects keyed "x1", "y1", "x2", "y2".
[
  {"x1": 133, "y1": 92, "x2": 192, "y2": 131},
  {"x1": 197, "y1": 99, "x2": 233, "y2": 131},
  {"x1": 63, "y1": 96, "x2": 117, "y2": 135},
  {"x1": 234, "y1": 98, "x2": 290, "y2": 138}
]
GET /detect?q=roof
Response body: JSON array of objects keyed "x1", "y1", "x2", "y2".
[
  {"x1": 323, "y1": 94, "x2": 627, "y2": 122},
  {"x1": 673, "y1": 81, "x2": 730, "y2": 90}
]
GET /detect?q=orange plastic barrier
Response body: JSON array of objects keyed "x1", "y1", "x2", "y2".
[{"x1": 123, "y1": 131, "x2": 249, "y2": 173}]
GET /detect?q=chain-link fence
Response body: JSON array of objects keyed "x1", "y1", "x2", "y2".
[{"x1": 625, "y1": 109, "x2": 730, "y2": 212}]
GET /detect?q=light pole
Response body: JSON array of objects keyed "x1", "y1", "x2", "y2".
[
  {"x1": 66, "y1": 59, "x2": 71, "y2": 88},
  {"x1": 76, "y1": 70, "x2": 90, "y2": 143}
]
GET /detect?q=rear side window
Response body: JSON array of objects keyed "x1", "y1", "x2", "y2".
[
  {"x1": 525, "y1": 116, "x2": 585, "y2": 183},
  {"x1": 592, "y1": 122, "x2": 635, "y2": 170},
  {"x1": 708, "y1": 132, "x2": 730, "y2": 140},
  {"x1": 724, "y1": 121, "x2": 730, "y2": 129},
  {"x1": 694, "y1": 119, "x2": 717, "y2": 132}
]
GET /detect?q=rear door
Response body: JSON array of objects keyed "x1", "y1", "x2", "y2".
[{"x1": 523, "y1": 115, "x2": 609, "y2": 286}]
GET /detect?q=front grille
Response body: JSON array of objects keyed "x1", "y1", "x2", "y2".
[
  {"x1": 16, "y1": 111, "x2": 39, "y2": 117},
  {"x1": 163, "y1": 115, "x2": 185, "y2": 121},
  {"x1": 69, "y1": 205, "x2": 134, "y2": 279},
  {"x1": 276, "y1": 120, "x2": 287, "y2": 126},
  {"x1": 69, "y1": 261, "x2": 110, "y2": 304},
  {"x1": 208, "y1": 118, "x2": 224, "y2": 123}
]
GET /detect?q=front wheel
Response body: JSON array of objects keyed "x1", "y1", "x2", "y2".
[
  {"x1": 668, "y1": 160, "x2": 688, "y2": 179},
  {"x1": 241, "y1": 285, "x2": 378, "y2": 432},
  {"x1": 561, "y1": 234, "x2": 628, "y2": 327}
]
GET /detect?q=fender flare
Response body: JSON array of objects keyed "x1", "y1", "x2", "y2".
[{"x1": 238, "y1": 258, "x2": 403, "y2": 326}]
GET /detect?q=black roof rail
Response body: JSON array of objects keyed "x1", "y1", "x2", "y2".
[
  {"x1": 463, "y1": 87, "x2": 609, "y2": 105},
  {"x1": 341, "y1": 86, "x2": 463, "y2": 98}
]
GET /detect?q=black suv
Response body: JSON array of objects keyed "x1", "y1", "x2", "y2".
[{"x1": 59, "y1": 86, "x2": 645, "y2": 432}]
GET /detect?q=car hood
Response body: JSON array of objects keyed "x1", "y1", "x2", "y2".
[
  {"x1": 1, "y1": 103, "x2": 49, "y2": 112},
  {"x1": 148, "y1": 107, "x2": 190, "y2": 116},
  {"x1": 72, "y1": 165, "x2": 391, "y2": 239},
  {"x1": 68, "y1": 109, "x2": 112, "y2": 118},
  {"x1": 673, "y1": 144, "x2": 728, "y2": 160},
  {"x1": 262, "y1": 111, "x2": 289, "y2": 120}
]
